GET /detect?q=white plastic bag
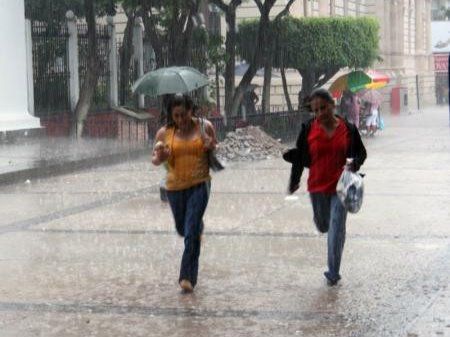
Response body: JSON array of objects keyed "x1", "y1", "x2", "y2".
[{"x1": 336, "y1": 159, "x2": 364, "y2": 213}]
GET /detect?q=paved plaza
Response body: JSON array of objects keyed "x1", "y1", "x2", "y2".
[{"x1": 0, "y1": 107, "x2": 449, "y2": 336}]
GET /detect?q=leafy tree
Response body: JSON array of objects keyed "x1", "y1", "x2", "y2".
[
  {"x1": 208, "y1": 0, "x2": 242, "y2": 119},
  {"x1": 231, "y1": 0, "x2": 295, "y2": 117},
  {"x1": 116, "y1": 0, "x2": 207, "y2": 105},
  {"x1": 127, "y1": 0, "x2": 204, "y2": 68},
  {"x1": 25, "y1": 0, "x2": 116, "y2": 24},
  {"x1": 238, "y1": 16, "x2": 380, "y2": 112},
  {"x1": 206, "y1": 33, "x2": 227, "y2": 113}
]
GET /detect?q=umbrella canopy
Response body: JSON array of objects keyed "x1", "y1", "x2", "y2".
[
  {"x1": 357, "y1": 89, "x2": 383, "y2": 107},
  {"x1": 132, "y1": 66, "x2": 209, "y2": 96},
  {"x1": 364, "y1": 70, "x2": 390, "y2": 90},
  {"x1": 330, "y1": 70, "x2": 390, "y2": 97}
]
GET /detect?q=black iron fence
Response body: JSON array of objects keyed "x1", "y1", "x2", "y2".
[
  {"x1": 31, "y1": 22, "x2": 70, "y2": 117},
  {"x1": 31, "y1": 21, "x2": 112, "y2": 116},
  {"x1": 208, "y1": 111, "x2": 305, "y2": 143},
  {"x1": 117, "y1": 40, "x2": 131, "y2": 107}
]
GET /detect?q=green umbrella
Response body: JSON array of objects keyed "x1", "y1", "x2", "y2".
[
  {"x1": 329, "y1": 70, "x2": 372, "y2": 95},
  {"x1": 131, "y1": 66, "x2": 209, "y2": 96}
]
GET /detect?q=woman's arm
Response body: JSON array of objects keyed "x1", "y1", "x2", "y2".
[
  {"x1": 284, "y1": 123, "x2": 309, "y2": 194},
  {"x1": 151, "y1": 127, "x2": 170, "y2": 166},
  {"x1": 349, "y1": 124, "x2": 367, "y2": 171},
  {"x1": 203, "y1": 119, "x2": 218, "y2": 151}
]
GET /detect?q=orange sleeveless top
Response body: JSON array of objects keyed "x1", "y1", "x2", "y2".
[{"x1": 165, "y1": 125, "x2": 210, "y2": 191}]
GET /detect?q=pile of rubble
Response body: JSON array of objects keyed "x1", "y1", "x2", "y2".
[{"x1": 216, "y1": 126, "x2": 286, "y2": 161}]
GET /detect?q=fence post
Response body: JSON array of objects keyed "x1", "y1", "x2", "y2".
[
  {"x1": 416, "y1": 74, "x2": 420, "y2": 111},
  {"x1": 107, "y1": 16, "x2": 118, "y2": 108},
  {"x1": 66, "y1": 11, "x2": 79, "y2": 112},
  {"x1": 133, "y1": 17, "x2": 145, "y2": 109},
  {"x1": 25, "y1": 19, "x2": 34, "y2": 116}
]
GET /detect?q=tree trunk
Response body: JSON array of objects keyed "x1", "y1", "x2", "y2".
[
  {"x1": 262, "y1": 22, "x2": 276, "y2": 114},
  {"x1": 224, "y1": 10, "x2": 237, "y2": 118},
  {"x1": 141, "y1": 7, "x2": 164, "y2": 68},
  {"x1": 72, "y1": 0, "x2": 98, "y2": 137},
  {"x1": 231, "y1": 8, "x2": 272, "y2": 116},
  {"x1": 215, "y1": 63, "x2": 221, "y2": 114},
  {"x1": 168, "y1": 5, "x2": 183, "y2": 65},
  {"x1": 231, "y1": 0, "x2": 295, "y2": 116},
  {"x1": 262, "y1": 57, "x2": 272, "y2": 114},
  {"x1": 281, "y1": 64, "x2": 293, "y2": 113},
  {"x1": 297, "y1": 68, "x2": 317, "y2": 122},
  {"x1": 209, "y1": 0, "x2": 242, "y2": 121},
  {"x1": 169, "y1": 2, "x2": 198, "y2": 66}
]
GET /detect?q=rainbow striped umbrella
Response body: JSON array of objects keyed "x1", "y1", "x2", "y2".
[{"x1": 329, "y1": 70, "x2": 390, "y2": 97}]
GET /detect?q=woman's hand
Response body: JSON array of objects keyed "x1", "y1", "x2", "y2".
[
  {"x1": 201, "y1": 120, "x2": 217, "y2": 151},
  {"x1": 154, "y1": 141, "x2": 171, "y2": 162},
  {"x1": 202, "y1": 135, "x2": 216, "y2": 151},
  {"x1": 288, "y1": 183, "x2": 300, "y2": 195},
  {"x1": 151, "y1": 128, "x2": 170, "y2": 166}
]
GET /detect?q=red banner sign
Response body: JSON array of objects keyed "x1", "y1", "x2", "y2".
[{"x1": 434, "y1": 54, "x2": 449, "y2": 73}]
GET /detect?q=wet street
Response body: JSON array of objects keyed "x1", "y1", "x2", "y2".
[{"x1": 0, "y1": 107, "x2": 449, "y2": 337}]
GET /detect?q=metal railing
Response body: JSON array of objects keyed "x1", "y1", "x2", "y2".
[
  {"x1": 31, "y1": 22, "x2": 70, "y2": 116},
  {"x1": 206, "y1": 110, "x2": 306, "y2": 143}
]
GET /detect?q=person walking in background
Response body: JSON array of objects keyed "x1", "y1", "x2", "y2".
[
  {"x1": 349, "y1": 92, "x2": 361, "y2": 128},
  {"x1": 340, "y1": 90, "x2": 360, "y2": 128},
  {"x1": 283, "y1": 88, "x2": 367, "y2": 286},
  {"x1": 339, "y1": 90, "x2": 352, "y2": 119},
  {"x1": 152, "y1": 93, "x2": 217, "y2": 293},
  {"x1": 365, "y1": 102, "x2": 379, "y2": 137}
]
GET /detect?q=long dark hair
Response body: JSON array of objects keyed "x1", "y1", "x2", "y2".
[
  {"x1": 166, "y1": 93, "x2": 197, "y2": 128},
  {"x1": 309, "y1": 88, "x2": 335, "y2": 105}
]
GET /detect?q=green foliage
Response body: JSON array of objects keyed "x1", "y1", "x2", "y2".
[
  {"x1": 238, "y1": 16, "x2": 380, "y2": 72},
  {"x1": 25, "y1": 0, "x2": 117, "y2": 22},
  {"x1": 206, "y1": 34, "x2": 228, "y2": 72}
]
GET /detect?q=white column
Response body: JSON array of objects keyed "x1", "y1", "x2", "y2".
[
  {"x1": 0, "y1": 0, "x2": 40, "y2": 131},
  {"x1": 25, "y1": 19, "x2": 34, "y2": 116},
  {"x1": 133, "y1": 17, "x2": 145, "y2": 109},
  {"x1": 107, "y1": 16, "x2": 118, "y2": 107},
  {"x1": 66, "y1": 10, "x2": 79, "y2": 112}
]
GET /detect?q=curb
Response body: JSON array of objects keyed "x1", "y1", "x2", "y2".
[{"x1": 0, "y1": 147, "x2": 150, "y2": 186}]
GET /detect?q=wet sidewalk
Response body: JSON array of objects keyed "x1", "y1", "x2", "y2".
[
  {"x1": 0, "y1": 137, "x2": 150, "y2": 185},
  {"x1": 0, "y1": 106, "x2": 448, "y2": 336}
]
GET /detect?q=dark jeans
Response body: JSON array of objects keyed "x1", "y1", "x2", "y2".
[
  {"x1": 166, "y1": 182, "x2": 210, "y2": 287},
  {"x1": 310, "y1": 193, "x2": 348, "y2": 282}
]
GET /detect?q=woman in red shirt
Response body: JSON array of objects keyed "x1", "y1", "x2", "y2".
[{"x1": 284, "y1": 88, "x2": 366, "y2": 286}]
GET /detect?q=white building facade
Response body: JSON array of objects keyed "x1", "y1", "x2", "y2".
[
  {"x1": 222, "y1": 0, "x2": 435, "y2": 111},
  {"x1": 0, "y1": 0, "x2": 40, "y2": 132}
]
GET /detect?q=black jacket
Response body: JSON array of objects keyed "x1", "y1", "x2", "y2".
[{"x1": 283, "y1": 117, "x2": 367, "y2": 192}]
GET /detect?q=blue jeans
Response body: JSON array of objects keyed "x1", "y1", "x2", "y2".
[
  {"x1": 166, "y1": 182, "x2": 210, "y2": 287},
  {"x1": 310, "y1": 193, "x2": 347, "y2": 282}
]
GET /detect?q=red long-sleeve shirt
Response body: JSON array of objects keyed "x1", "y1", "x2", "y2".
[{"x1": 307, "y1": 119, "x2": 349, "y2": 194}]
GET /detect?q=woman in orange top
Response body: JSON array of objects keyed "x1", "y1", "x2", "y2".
[{"x1": 152, "y1": 94, "x2": 217, "y2": 293}]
